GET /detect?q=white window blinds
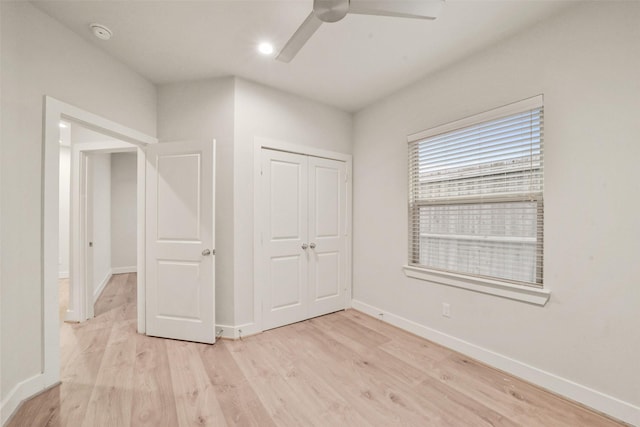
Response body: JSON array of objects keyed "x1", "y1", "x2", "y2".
[{"x1": 408, "y1": 97, "x2": 544, "y2": 287}]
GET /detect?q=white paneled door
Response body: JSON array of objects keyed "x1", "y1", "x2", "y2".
[
  {"x1": 262, "y1": 149, "x2": 347, "y2": 330},
  {"x1": 146, "y1": 140, "x2": 215, "y2": 344}
]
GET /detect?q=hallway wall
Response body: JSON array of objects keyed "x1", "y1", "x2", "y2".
[{"x1": 111, "y1": 152, "x2": 137, "y2": 271}]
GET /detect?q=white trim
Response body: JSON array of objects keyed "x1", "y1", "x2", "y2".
[
  {"x1": 136, "y1": 146, "x2": 146, "y2": 334},
  {"x1": 403, "y1": 265, "x2": 550, "y2": 306},
  {"x1": 255, "y1": 137, "x2": 352, "y2": 163},
  {"x1": 252, "y1": 137, "x2": 353, "y2": 334},
  {"x1": 408, "y1": 94, "x2": 543, "y2": 142},
  {"x1": 252, "y1": 141, "x2": 264, "y2": 334},
  {"x1": 1, "y1": 374, "x2": 60, "y2": 426},
  {"x1": 63, "y1": 308, "x2": 77, "y2": 323},
  {"x1": 92, "y1": 271, "x2": 112, "y2": 304},
  {"x1": 351, "y1": 299, "x2": 640, "y2": 426},
  {"x1": 215, "y1": 322, "x2": 261, "y2": 340},
  {"x1": 38, "y1": 97, "x2": 157, "y2": 426},
  {"x1": 111, "y1": 266, "x2": 137, "y2": 275}
]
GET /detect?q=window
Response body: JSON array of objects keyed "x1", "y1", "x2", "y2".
[{"x1": 408, "y1": 96, "x2": 544, "y2": 291}]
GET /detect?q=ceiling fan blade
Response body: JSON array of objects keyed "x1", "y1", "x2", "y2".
[
  {"x1": 348, "y1": 0, "x2": 444, "y2": 20},
  {"x1": 276, "y1": 12, "x2": 324, "y2": 63}
]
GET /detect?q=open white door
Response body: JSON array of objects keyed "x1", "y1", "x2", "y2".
[{"x1": 145, "y1": 140, "x2": 215, "y2": 344}]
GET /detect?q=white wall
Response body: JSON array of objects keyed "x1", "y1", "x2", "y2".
[
  {"x1": 90, "y1": 153, "x2": 111, "y2": 297},
  {"x1": 157, "y1": 77, "x2": 353, "y2": 331},
  {"x1": 110, "y1": 152, "x2": 137, "y2": 271},
  {"x1": 0, "y1": 1, "x2": 156, "y2": 403},
  {"x1": 233, "y1": 78, "x2": 353, "y2": 328},
  {"x1": 352, "y1": 0, "x2": 640, "y2": 419},
  {"x1": 58, "y1": 146, "x2": 71, "y2": 278}
]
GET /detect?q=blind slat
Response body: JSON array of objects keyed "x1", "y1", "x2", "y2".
[{"x1": 408, "y1": 104, "x2": 544, "y2": 287}]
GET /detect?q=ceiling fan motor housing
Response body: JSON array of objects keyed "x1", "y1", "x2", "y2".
[{"x1": 314, "y1": 0, "x2": 349, "y2": 22}]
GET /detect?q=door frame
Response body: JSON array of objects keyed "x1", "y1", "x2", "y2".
[
  {"x1": 43, "y1": 97, "x2": 157, "y2": 392},
  {"x1": 253, "y1": 137, "x2": 353, "y2": 334},
  {"x1": 70, "y1": 142, "x2": 137, "y2": 323}
]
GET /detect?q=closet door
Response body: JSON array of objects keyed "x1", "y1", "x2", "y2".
[
  {"x1": 307, "y1": 156, "x2": 347, "y2": 318},
  {"x1": 262, "y1": 150, "x2": 309, "y2": 330}
]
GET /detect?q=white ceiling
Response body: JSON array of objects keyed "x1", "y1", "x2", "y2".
[{"x1": 33, "y1": 0, "x2": 573, "y2": 112}]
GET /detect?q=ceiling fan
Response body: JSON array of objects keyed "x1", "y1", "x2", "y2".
[{"x1": 277, "y1": 0, "x2": 445, "y2": 62}]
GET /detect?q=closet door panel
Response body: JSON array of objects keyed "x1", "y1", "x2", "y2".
[
  {"x1": 308, "y1": 156, "x2": 347, "y2": 317},
  {"x1": 262, "y1": 150, "x2": 309, "y2": 330}
]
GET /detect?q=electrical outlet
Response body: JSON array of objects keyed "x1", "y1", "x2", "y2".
[{"x1": 442, "y1": 303, "x2": 451, "y2": 318}]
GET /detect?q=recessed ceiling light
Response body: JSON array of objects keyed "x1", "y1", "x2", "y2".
[
  {"x1": 257, "y1": 42, "x2": 274, "y2": 56},
  {"x1": 90, "y1": 23, "x2": 113, "y2": 40}
]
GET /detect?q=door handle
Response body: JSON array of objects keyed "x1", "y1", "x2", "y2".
[
  {"x1": 309, "y1": 243, "x2": 316, "y2": 249},
  {"x1": 301, "y1": 243, "x2": 308, "y2": 250},
  {"x1": 202, "y1": 249, "x2": 212, "y2": 256}
]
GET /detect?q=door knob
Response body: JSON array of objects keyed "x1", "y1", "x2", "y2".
[
  {"x1": 301, "y1": 243, "x2": 308, "y2": 250},
  {"x1": 309, "y1": 243, "x2": 316, "y2": 249},
  {"x1": 202, "y1": 249, "x2": 211, "y2": 256}
]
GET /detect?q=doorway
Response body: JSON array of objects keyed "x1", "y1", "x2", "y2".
[
  {"x1": 56, "y1": 118, "x2": 141, "y2": 392},
  {"x1": 44, "y1": 97, "x2": 217, "y2": 399},
  {"x1": 42, "y1": 97, "x2": 156, "y2": 392},
  {"x1": 65, "y1": 124, "x2": 138, "y2": 323}
]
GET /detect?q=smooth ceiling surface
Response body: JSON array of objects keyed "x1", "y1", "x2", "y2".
[{"x1": 32, "y1": 1, "x2": 572, "y2": 111}]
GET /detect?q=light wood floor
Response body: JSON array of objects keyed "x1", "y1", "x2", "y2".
[{"x1": 8, "y1": 273, "x2": 625, "y2": 426}]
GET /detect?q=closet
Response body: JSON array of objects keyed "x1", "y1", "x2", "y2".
[{"x1": 261, "y1": 148, "x2": 348, "y2": 330}]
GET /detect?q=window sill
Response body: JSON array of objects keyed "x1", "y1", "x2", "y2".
[{"x1": 402, "y1": 265, "x2": 550, "y2": 306}]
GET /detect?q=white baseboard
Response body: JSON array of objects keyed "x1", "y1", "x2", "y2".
[
  {"x1": 351, "y1": 299, "x2": 639, "y2": 426},
  {"x1": 111, "y1": 266, "x2": 137, "y2": 275},
  {"x1": 58, "y1": 270, "x2": 69, "y2": 279},
  {"x1": 1, "y1": 373, "x2": 60, "y2": 426},
  {"x1": 215, "y1": 322, "x2": 261, "y2": 340},
  {"x1": 64, "y1": 308, "x2": 78, "y2": 323},
  {"x1": 93, "y1": 271, "x2": 112, "y2": 304}
]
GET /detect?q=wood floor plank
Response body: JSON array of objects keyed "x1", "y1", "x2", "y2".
[
  {"x1": 437, "y1": 353, "x2": 624, "y2": 427},
  {"x1": 94, "y1": 274, "x2": 125, "y2": 317},
  {"x1": 226, "y1": 338, "x2": 322, "y2": 426},
  {"x1": 270, "y1": 319, "x2": 444, "y2": 425},
  {"x1": 81, "y1": 321, "x2": 137, "y2": 427},
  {"x1": 266, "y1": 331, "x2": 374, "y2": 426},
  {"x1": 5, "y1": 386, "x2": 61, "y2": 427},
  {"x1": 8, "y1": 274, "x2": 628, "y2": 427},
  {"x1": 288, "y1": 328, "x2": 407, "y2": 425},
  {"x1": 130, "y1": 333, "x2": 179, "y2": 427},
  {"x1": 58, "y1": 328, "x2": 112, "y2": 427},
  {"x1": 165, "y1": 339, "x2": 228, "y2": 427},
  {"x1": 199, "y1": 341, "x2": 277, "y2": 427}
]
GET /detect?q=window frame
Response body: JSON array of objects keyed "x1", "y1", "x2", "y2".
[{"x1": 404, "y1": 96, "x2": 550, "y2": 306}]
